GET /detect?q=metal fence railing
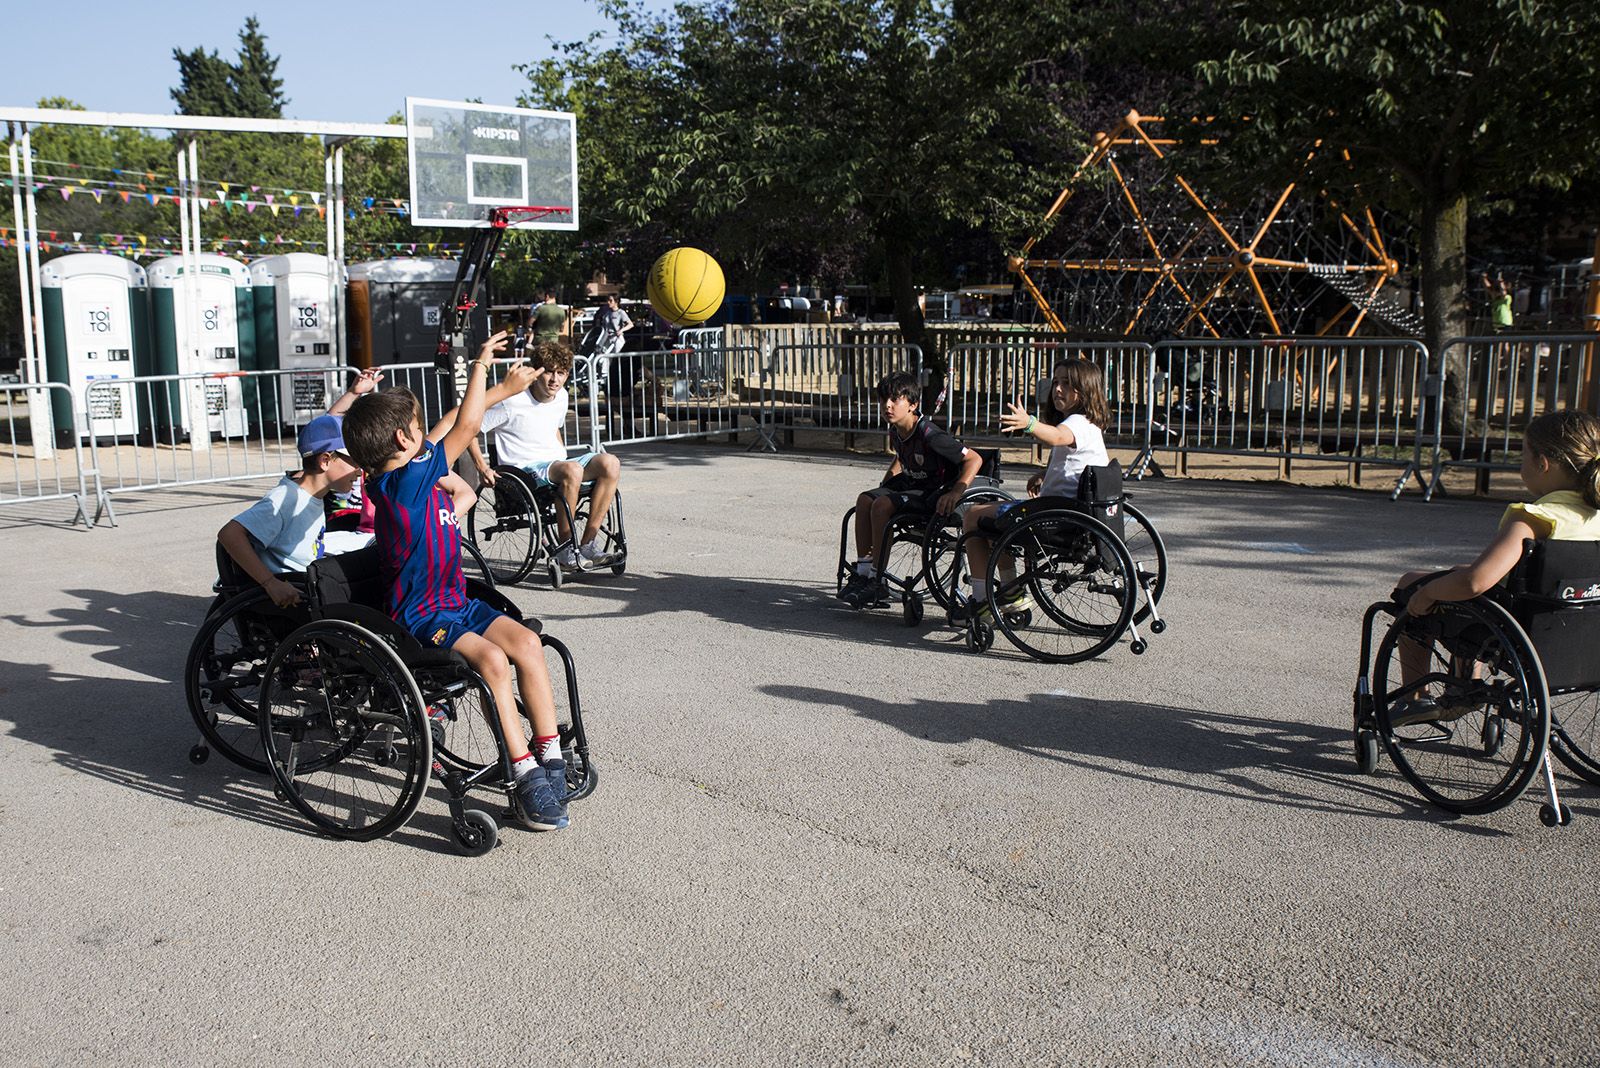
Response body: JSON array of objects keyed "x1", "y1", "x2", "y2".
[
  {"x1": 13, "y1": 332, "x2": 1600, "y2": 528},
  {"x1": 0, "y1": 382, "x2": 108, "y2": 526},
  {"x1": 1429, "y1": 334, "x2": 1600, "y2": 494},
  {"x1": 1147, "y1": 338, "x2": 1433, "y2": 495}
]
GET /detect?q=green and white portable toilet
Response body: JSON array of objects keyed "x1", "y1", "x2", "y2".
[
  {"x1": 147, "y1": 254, "x2": 255, "y2": 440},
  {"x1": 250, "y1": 253, "x2": 340, "y2": 429},
  {"x1": 39, "y1": 253, "x2": 151, "y2": 442}
]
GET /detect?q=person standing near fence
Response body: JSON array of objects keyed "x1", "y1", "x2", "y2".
[{"x1": 531, "y1": 290, "x2": 566, "y2": 344}]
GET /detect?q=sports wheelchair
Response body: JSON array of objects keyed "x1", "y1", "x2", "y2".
[
  {"x1": 252, "y1": 544, "x2": 595, "y2": 854},
  {"x1": 834, "y1": 448, "x2": 1013, "y2": 625},
  {"x1": 946, "y1": 461, "x2": 1169, "y2": 663},
  {"x1": 185, "y1": 537, "x2": 498, "y2": 773},
  {"x1": 467, "y1": 455, "x2": 627, "y2": 589},
  {"x1": 1352, "y1": 540, "x2": 1600, "y2": 826}
]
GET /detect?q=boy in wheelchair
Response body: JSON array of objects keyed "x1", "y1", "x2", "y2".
[
  {"x1": 467, "y1": 339, "x2": 624, "y2": 571},
  {"x1": 216, "y1": 413, "x2": 366, "y2": 608},
  {"x1": 343, "y1": 332, "x2": 571, "y2": 832},
  {"x1": 838, "y1": 371, "x2": 985, "y2": 609}
]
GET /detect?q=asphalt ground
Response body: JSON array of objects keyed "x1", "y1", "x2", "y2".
[{"x1": 0, "y1": 442, "x2": 1595, "y2": 1067}]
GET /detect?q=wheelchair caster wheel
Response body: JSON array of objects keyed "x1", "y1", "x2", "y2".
[
  {"x1": 611, "y1": 558, "x2": 627, "y2": 576},
  {"x1": 453, "y1": 809, "x2": 499, "y2": 856},
  {"x1": 1538, "y1": 803, "x2": 1573, "y2": 828},
  {"x1": 1130, "y1": 638, "x2": 1148, "y2": 656},
  {"x1": 1150, "y1": 619, "x2": 1167, "y2": 634},
  {"x1": 189, "y1": 744, "x2": 210, "y2": 765},
  {"x1": 1354, "y1": 730, "x2": 1379, "y2": 775},
  {"x1": 1480, "y1": 717, "x2": 1503, "y2": 755},
  {"x1": 372, "y1": 744, "x2": 397, "y2": 767},
  {"x1": 967, "y1": 623, "x2": 993, "y2": 653},
  {"x1": 548, "y1": 563, "x2": 563, "y2": 590},
  {"x1": 902, "y1": 591, "x2": 924, "y2": 626},
  {"x1": 1004, "y1": 608, "x2": 1032, "y2": 629},
  {"x1": 273, "y1": 783, "x2": 289, "y2": 803}
]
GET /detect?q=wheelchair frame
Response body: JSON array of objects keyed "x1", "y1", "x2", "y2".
[
  {"x1": 1352, "y1": 539, "x2": 1600, "y2": 826},
  {"x1": 254, "y1": 545, "x2": 595, "y2": 855},
  {"x1": 945, "y1": 471, "x2": 1169, "y2": 664},
  {"x1": 468, "y1": 461, "x2": 628, "y2": 589}
]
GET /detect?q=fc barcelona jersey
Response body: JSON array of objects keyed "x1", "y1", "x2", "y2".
[{"x1": 371, "y1": 445, "x2": 465, "y2": 629}]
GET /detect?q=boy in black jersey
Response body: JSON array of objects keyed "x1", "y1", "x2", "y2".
[{"x1": 839, "y1": 371, "x2": 983, "y2": 609}]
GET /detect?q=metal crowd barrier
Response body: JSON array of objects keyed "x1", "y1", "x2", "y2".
[
  {"x1": 1429, "y1": 334, "x2": 1600, "y2": 494},
  {"x1": 0, "y1": 382, "x2": 109, "y2": 527},
  {"x1": 759, "y1": 341, "x2": 923, "y2": 448},
  {"x1": 575, "y1": 345, "x2": 763, "y2": 449},
  {"x1": 1147, "y1": 337, "x2": 1432, "y2": 495},
  {"x1": 941, "y1": 341, "x2": 1155, "y2": 469}
]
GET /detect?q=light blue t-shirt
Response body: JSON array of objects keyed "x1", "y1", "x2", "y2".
[{"x1": 231, "y1": 476, "x2": 325, "y2": 574}]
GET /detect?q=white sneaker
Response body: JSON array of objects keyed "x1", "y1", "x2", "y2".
[
  {"x1": 555, "y1": 546, "x2": 580, "y2": 569},
  {"x1": 580, "y1": 538, "x2": 620, "y2": 565}
]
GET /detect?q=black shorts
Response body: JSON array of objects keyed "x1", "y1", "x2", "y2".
[{"x1": 861, "y1": 474, "x2": 940, "y2": 514}]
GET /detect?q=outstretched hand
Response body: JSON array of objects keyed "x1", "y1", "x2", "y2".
[
  {"x1": 350, "y1": 368, "x2": 385, "y2": 395},
  {"x1": 999, "y1": 397, "x2": 1031, "y2": 433},
  {"x1": 477, "y1": 330, "x2": 511, "y2": 362}
]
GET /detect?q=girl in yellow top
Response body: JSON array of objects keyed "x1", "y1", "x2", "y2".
[{"x1": 1392, "y1": 410, "x2": 1600, "y2": 724}]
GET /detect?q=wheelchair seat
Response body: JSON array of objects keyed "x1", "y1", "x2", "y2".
[
  {"x1": 975, "y1": 460, "x2": 1126, "y2": 541},
  {"x1": 1507, "y1": 539, "x2": 1600, "y2": 692}
]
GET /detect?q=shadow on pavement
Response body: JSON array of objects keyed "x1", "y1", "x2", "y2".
[{"x1": 761, "y1": 682, "x2": 1531, "y2": 834}]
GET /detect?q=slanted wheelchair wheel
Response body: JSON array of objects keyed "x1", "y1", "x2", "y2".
[
  {"x1": 185, "y1": 587, "x2": 301, "y2": 773},
  {"x1": 989, "y1": 511, "x2": 1138, "y2": 664},
  {"x1": 1372, "y1": 599, "x2": 1550, "y2": 815},
  {"x1": 426, "y1": 672, "x2": 505, "y2": 775},
  {"x1": 920, "y1": 489, "x2": 1014, "y2": 611},
  {"x1": 257, "y1": 619, "x2": 432, "y2": 841},
  {"x1": 468, "y1": 471, "x2": 540, "y2": 585},
  {"x1": 1121, "y1": 502, "x2": 1168, "y2": 626},
  {"x1": 1549, "y1": 689, "x2": 1600, "y2": 786},
  {"x1": 458, "y1": 536, "x2": 498, "y2": 592}
]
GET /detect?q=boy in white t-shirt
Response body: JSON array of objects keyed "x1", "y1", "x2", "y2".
[{"x1": 468, "y1": 340, "x2": 623, "y2": 568}]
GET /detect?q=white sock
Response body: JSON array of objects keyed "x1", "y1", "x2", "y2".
[
  {"x1": 855, "y1": 559, "x2": 876, "y2": 577},
  {"x1": 580, "y1": 538, "x2": 601, "y2": 558},
  {"x1": 971, "y1": 578, "x2": 988, "y2": 599},
  {"x1": 511, "y1": 752, "x2": 538, "y2": 779}
]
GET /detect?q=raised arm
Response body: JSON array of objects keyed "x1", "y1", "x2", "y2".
[
  {"x1": 999, "y1": 398, "x2": 1076, "y2": 448},
  {"x1": 328, "y1": 368, "x2": 384, "y2": 416},
  {"x1": 439, "y1": 332, "x2": 509, "y2": 463}
]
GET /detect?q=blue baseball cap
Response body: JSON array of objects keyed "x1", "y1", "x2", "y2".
[{"x1": 297, "y1": 414, "x2": 346, "y2": 456}]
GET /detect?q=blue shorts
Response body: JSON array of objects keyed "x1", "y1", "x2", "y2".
[
  {"x1": 523, "y1": 452, "x2": 600, "y2": 485},
  {"x1": 409, "y1": 598, "x2": 506, "y2": 649}
]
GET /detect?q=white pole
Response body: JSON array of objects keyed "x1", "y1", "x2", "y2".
[
  {"x1": 324, "y1": 143, "x2": 339, "y2": 368},
  {"x1": 18, "y1": 129, "x2": 54, "y2": 460},
  {"x1": 183, "y1": 138, "x2": 209, "y2": 452},
  {"x1": 333, "y1": 141, "x2": 347, "y2": 366}
]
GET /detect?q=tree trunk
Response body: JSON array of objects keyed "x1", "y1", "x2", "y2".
[
  {"x1": 1419, "y1": 190, "x2": 1470, "y2": 439},
  {"x1": 883, "y1": 229, "x2": 936, "y2": 402}
]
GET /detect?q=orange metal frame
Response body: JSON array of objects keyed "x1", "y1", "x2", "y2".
[{"x1": 1010, "y1": 111, "x2": 1401, "y2": 339}]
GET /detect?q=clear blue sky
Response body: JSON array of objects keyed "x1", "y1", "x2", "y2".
[{"x1": 0, "y1": 1, "x2": 660, "y2": 123}]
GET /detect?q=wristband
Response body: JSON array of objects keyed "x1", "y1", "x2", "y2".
[{"x1": 1025, "y1": 416, "x2": 1037, "y2": 434}]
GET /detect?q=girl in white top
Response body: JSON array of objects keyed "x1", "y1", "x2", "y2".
[
  {"x1": 955, "y1": 358, "x2": 1111, "y2": 618},
  {"x1": 1391, "y1": 410, "x2": 1600, "y2": 724}
]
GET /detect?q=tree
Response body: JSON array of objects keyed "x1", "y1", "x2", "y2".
[
  {"x1": 1182, "y1": 0, "x2": 1600, "y2": 428},
  {"x1": 172, "y1": 16, "x2": 289, "y2": 118},
  {"x1": 521, "y1": 0, "x2": 1080, "y2": 367}
]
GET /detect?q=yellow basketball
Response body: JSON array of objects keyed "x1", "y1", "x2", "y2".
[{"x1": 647, "y1": 247, "x2": 725, "y2": 326}]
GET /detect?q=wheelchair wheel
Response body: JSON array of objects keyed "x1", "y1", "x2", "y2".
[
  {"x1": 1549, "y1": 688, "x2": 1600, "y2": 785},
  {"x1": 424, "y1": 671, "x2": 504, "y2": 775},
  {"x1": 1121, "y1": 502, "x2": 1168, "y2": 625},
  {"x1": 989, "y1": 511, "x2": 1138, "y2": 664},
  {"x1": 258, "y1": 619, "x2": 431, "y2": 841},
  {"x1": 1372, "y1": 599, "x2": 1550, "y2": 815},
  {"x1": 185, "y1": 588, "x2": 299, "y2": 773},
  {"x1": 878, "y1": 513, "x2": 929, "y2": 602},
  {"x1": 468, "y1": 471, "x2": 540, "y2": 585},
  {"x1": 921, "y1": 489, "x2": 1013, "y2": 611},
  {"x1": 458, "y1": 536, "x2": 498, "y2": 592}
]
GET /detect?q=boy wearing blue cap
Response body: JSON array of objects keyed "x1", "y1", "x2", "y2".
[{"x1": 215, "y1": 413, "x2": 365, "y2": 608}]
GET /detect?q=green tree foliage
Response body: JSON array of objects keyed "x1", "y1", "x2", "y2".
[
  {"x1": 521, "y1": 0, "x2": 1080, "y2": 359},
  {"x1": 1179, "y1": 0, "x2": 1600, "y2": 419},
  {"x1": 172, "y1": 16, "x2": 288, "y2": 118}
]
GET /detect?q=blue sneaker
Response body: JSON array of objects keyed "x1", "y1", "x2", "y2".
[{"x1": 512, "y1": 763, "x2": 569, "y2": 831}]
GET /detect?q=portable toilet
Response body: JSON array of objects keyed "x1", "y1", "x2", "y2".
[
  {"x1": 346, "y1": 258, "x2": 485, "y2": 368},
  {"x1": 147, "y1": 254, "x2": 255, "y2": 439},
  {"x1": 39, "y1": 254, "x2": 151, "y2": 442},
  {"x1": 250, "y1": 253, "x2": 341, "y2": 430}
]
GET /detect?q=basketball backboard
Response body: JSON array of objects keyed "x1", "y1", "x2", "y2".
[{"x1": 405, "y1": 97, "x2": 578, "y2": 230}]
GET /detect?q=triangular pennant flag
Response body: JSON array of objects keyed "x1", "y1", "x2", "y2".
[
  {"x1": 250, "y1": 185, "x2": 259, "y2": 193},
  {"x1": 90, "y1": 189, "x2": 104, "y2": 203},
  {"x1": 119, "y1": 191, "x2": 131, "y2": 203},
  {"x1": 310, "y1": 192, "x2": 322, "y2": 205},
  {"x1": 60, "y1": 187, "x2": 72, "y2": 200},
  {"x1": 269, "y1": 204, "x2": 280, "y2": 216},
  {"x1": 316, "y1": 205, "x2": 326, "y2": 218},
  {"x1": 220, "y1": 183, "x2": 231, "y2": 194},
  {"x1": 264, "y1": 194, "x2": 275, "y2": 205},
  {"x1": 73, "y1": 231, "x2": 82, "y2": 241},
  {"x1": 246, "y1": 203, "x2": 257, "y2": 214},
  {"x1": 289, "y1": 195, "x2": 300, "y2": 206}
]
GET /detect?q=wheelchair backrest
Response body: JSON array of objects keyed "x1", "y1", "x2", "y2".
[
  {"x1": 214, "y1": 540, "x2": 252, "y2": 593},
  {"x1": 973, "y1": 447, "x2": 1003, "y2": 484},
  {"x1": 1075, "y1": 460, "x2": 1125, "y2": 541},
  {"x1": 1508, "y1": 539, "x2": 1600, "y2": 691},
  {"x1": 307, "y1": 545, "x2": 385, "y2": 613}
]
